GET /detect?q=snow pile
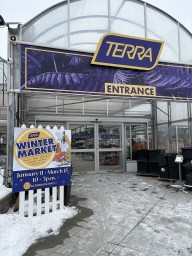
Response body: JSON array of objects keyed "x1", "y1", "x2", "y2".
[{"x1": 0, "y1": 207, "x2": 77, "y2": 256}]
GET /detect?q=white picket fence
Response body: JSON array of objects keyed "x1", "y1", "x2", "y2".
[
  {"x1": 16, "y1": 124, "x2": 67, "y2": 217},
  {"x1": 18, "y1": 186, "x2": 65, "y2": 217}
]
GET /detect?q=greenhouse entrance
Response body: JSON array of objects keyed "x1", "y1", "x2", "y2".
[{"x1": 69, "y1": 121, "x2": 149, "y2": 174}]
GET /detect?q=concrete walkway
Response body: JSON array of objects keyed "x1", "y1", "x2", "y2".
[{"x1": 24, "y1": 173, "x2": 192, "y2": 256}]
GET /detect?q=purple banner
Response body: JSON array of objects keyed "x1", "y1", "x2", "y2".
[{"x1": 21, "y1": 44, "x2": 192, "y2": 99}]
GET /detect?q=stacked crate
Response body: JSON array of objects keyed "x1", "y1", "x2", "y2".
[
  {"x1": 181, "y1": 147, "x2": 192, "y2": 180},
  {"x1": 137, "y1": 149, "x2": 165, "y2": 176},
  {"x1": 137, "y1": 149, "x2": 149, "y2": 174}
]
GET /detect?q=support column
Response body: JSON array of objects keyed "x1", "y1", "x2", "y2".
[
  {"x1": 6, "y1": 24, "x2": 21, "y2": 187},
  {"x1": 151, "y1": 100, "x2": 158, "y2": 148},
  {"x1": 6, "y1": 92, "x2": 17, "y2": 186}
]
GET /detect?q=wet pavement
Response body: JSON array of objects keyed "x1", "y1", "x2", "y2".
[{"x1": 24, "y1": 173, "x2": 192, "y2": 256}]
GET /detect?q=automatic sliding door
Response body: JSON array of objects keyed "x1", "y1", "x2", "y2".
[
  {"x1": 70, "y1": 123, "x2": 95, "y2": 173},
  {"x1": 98, "y1": 123, "x2": 123, "y2": 172},
  {"x1": 70, "y1": 122, "x2": 123, "y2": 173}
]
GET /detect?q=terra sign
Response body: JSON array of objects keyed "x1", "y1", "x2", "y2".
[{"x1": 91, "y1": 33, "x2": 164, "y2": 70}]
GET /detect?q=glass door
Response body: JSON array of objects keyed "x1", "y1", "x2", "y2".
[
  {"x1": 125, "y1": 124, "x2": 148, "y2": 160},
  {"x1": 70, "y1": 122, "x2": 148, "y2": 173},
  {"x1": 98, "y1": 123, "x2": 123, "y2": 172},
  {"x1": 70, "y1": 123, "x2": 96, "y2": 173},
  {"x1": 70, "y1": 122, "x2": 123, "y2": 173}
]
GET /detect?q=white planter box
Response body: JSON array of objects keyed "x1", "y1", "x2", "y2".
[{"x1": 126, "y1": 160, "x2": 137, "y2": 173}]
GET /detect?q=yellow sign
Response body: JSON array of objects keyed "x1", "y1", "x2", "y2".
[
  {"x1": 105, "y1": 83, "x2": 156, "y2": 97},
  {"x1": 14, "y1": 129, "x2": 57, "y2": 169}
]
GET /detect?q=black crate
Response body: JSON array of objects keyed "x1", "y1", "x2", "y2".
[
  {"x1": 181, "y1": 165, "x2": 188, "y2": 180},
  {"x1": 137, "y1": 160, "x2": 148, "y2": 173},
  {"x1": 148, "y1": 161, "x2": 159, "y2": 173},
  {"x1": 160, "y1": 166, "x2": 169, "y2": 178},
  {"x1": 149, "y1": 149, "x2": 165, "y2": 161},
  {"x1": 181, "y1": 147, "x2": 192, "y2": 161},
  {"x1": 166, "y1": 153, "x2": 178, "y2": 168},
  {"x1": 137, "y1": 149, "x2": 149, "y2": 161},
  {"x1": 182, "y1": 159, "x2": 191, "y2": 180},
  {"x1": 185, "y1": 172, "x2": 192, "y2": 185},
  {"x1": 156, "y1": 154, "x2": 167, "y2": 167},
  {"x1": 168, "y1": 166, "x2": 179, "y2": 180}
]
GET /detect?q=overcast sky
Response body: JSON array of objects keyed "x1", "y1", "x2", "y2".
[{"x1": 0, "y1": 0, "x2": 191, "y2": 59}]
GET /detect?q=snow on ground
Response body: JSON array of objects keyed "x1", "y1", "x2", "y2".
[
  {"x1": 0, "y1": 186, "x2": 12, "y2": 198},
  {"x1": 0, "y1": 186, "x2": 78, "y2": 256}
]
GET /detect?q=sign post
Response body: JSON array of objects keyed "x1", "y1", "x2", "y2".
[{"x1": 175, "y1": 154, "x2": 184, "y2": 187}]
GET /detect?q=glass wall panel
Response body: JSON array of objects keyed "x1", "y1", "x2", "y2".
[
  {"x1": 70, "y1": 32, "x2": 105, "y2": 51},
  {"x1": 157, "y1": 125, "x2": 169, "y2": 152},
  {"x1": 84, "y1": 100, "x2": 107, "y2": 116},
  {"x1": 0, "y1": 75, "x2": 7, "y2": 139},
  {"x1": 147, "y1": 6, "x2": 179, "y2": 62},
  {"x1": 70, "y1": 43, "x2": 97, "y2": 52},
  {"x1": 129, "y1": 102, "x2": 151, "y2": 116},
  {"x1": 171, "y1": 122, "x2": 190, "y2": 153},
  {"x1": 99, "y1": 124, "x2": 121, "y2": 148},
  {"x1": 108, "y1": 100, "x2": 124, "y2": 116},
  {"x1": 28, "y1": 96, "x2": 84, "y2": 115},
  {"x1": 180, "y1": 27, "x2": 192, "y2": 64},
  {"x1": 63, "y1": 100, "x2": 84, "y2": 115},
  {"x1": 148, "y1": 125, "x2": 153, "y2": 149},
  {"x1": 23, "y1": 5, "x2": 68, "y2": 47},
  {"x1": 99, "y1": 151, "x2": 121, "y2": 171},
  {"x1": 126, "y1": 124, "x2": 147, "y2": 160},
  {"x1": 157, "y1": 101, "x2": 168, "y2": 123},
  {"x1": 70, "y1": 0, "x2": 108, "y2": 17},
  {"x1": 22, "y1": 0, "x2": 192, "y2": 65},
  {"x1": 72, "y1": 152, "x2": 95, "y2": 172},
  {"x1": 0, "y1": 142, "x2": 6, "y2": 155},
  {"x1": 132, "y1": 124, "x2": 147, "y2": 159},
  {"x1": 69, "y1": 0, "x2": 108, "y2": 50},
  {"x1": 171, "y1": 102, "x2": 188, "y2": 121},
  {"x1": 0, "y1": 59, "x2": 7, "y2": 85},
  {"x1": 70, "y1": 124, "x2": 94, "y2": 149},
  {"x1": 122, "y1": 101, "x2": 131, "y2": 116},
  {"x1": 110, "y1": 0, "x2": 145, "y2": 37},
  {"x1": 70, "y1": 17, "x2": 107, "y2": 31}
]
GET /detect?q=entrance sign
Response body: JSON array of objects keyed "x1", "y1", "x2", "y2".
[
  {"x1": 105, "y1": 83, "x2": 156, "y2": 97},
  {"x1": 20, "y1": 43, "x2": 192, "y2": 100},
  {"x1": 12, "y1": 127, "x2": 71, "y2": 192},
  {"x1": 91, "y1": 33, "x2": 164, "y2": 70}
]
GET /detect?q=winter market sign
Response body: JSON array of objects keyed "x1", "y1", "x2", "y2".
[{"x1": 12, "y1": 127, "x2": 71, "y2": 192}]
